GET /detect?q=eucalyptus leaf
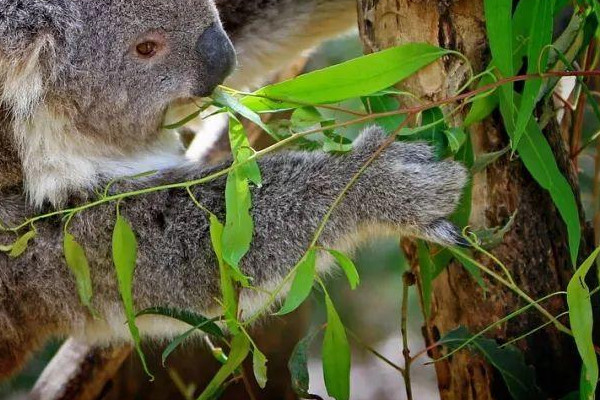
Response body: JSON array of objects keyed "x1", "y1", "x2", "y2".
[
  {"x1": 210, "y1": 214, "x2": 239, "y2": 333},
  {"x1": 517, "y1": 117, "x2": 581, "y2": 266},
  {"x1": 484, "y1": 0, "x2": 515, "y2": 136},
  {"x1": 161, "y1": 317, "x2": 222, "y2": 366},
  {"x1": 136, "y1": 307, "x2": 224, "y2": 338},
  {"x1": 222, "y1": 169, "x2": 254, "y2": 273},
  {"x1": 9, "y1": 230, "x2": 36, "y2": 258},
  {"x1": 441, "y1": 326, "x2": 544, "y2": 400},
  {"x1": 213, "y1": 88, "x2": 273, "y2": 136},
  {"x1": 253, "y1": 346, "x2": 268, "y2": 389},
  {"x1": 567, "y1": 246, "x2": 600, "y2": 400},
  {"x1": 112, "y1": 214, "x2": 153, "y2": 379},
  {"x1": 322, "y1": 295, "x2": 351, "y2": 400},
  {"x1": 327, "y1": 249, "x2": 360, "y2": 290},
  {"x1": 512, "y1": 0, "x2": 553, "y2": 148},
  {"x1": 64, "y1": 233, "x2": 97, "y2": 316},
  {"x1": 197, "y1": 333, "x2": 251, "y2": 400},
  {"x1": 276, "y1": 249, "x2": 317, "y2": 316},
  {"x1": 288, "y1": 328, "x2": 321, "y2": 399},
  {"x1": 243, "y1": 44, "x2": 449, "y2": 112}
]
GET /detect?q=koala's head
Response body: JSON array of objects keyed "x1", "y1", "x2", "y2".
[{"x1": 0, "y1": 0, "x2": 235, "y2": 205}]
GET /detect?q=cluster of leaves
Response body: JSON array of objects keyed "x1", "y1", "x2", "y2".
[{"x1": 1, "y1": 0, "x2": 600, "y2": 399}]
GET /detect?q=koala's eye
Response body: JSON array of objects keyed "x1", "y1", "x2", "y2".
[{"x1": 136, "y1": 41, "x2": 159, "y2": 57}]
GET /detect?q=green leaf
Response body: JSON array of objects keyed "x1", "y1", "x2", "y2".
[
  {"x1": 322, "y1": 295, "x2": 351, "y2": 400},
  {"x1": 252, "y1": 346, "x2": 268, "y2": 389},
  {"x1": 441, "y1": 326, "x2": 544, "y2": 400},
  {"x1": 323, "y1": 137, "x2": 354, "y2": 154},
  {"x1": 361, "y1": 95, "x2": 406, "y2": 133},
  {"x1": 517, "y1": 118, "x2": 581, "y2": 266},
  {"x1": 213, "y1": 88, "x2": 273, "y2": 137},
  {"x1": 112, "y1": 214, "x2": 153, "y2": 379},
  {"x1": 567, "y1": 246, "x2": 600, "y2": 400},
  {"x1": 327, "y1": 249, "x2": 360, "y2": 290},
  {"x1": 222, "y1": 169, "x2": 254, "y2": 272},
  {"x1": 513, "y1": 0, "x2": 553, "y2": 148},
  {"x1": 161, "y1": 317, "x2": 222, "y2": 366},
  {"x1": 417, "y1": 241, "x2": 435, "y2": 317},
  {"x1": 471, "y1": 147, "x2": 510, "y2": 174},
  {"x1": 291, "y1": 107, "x2": 324, "y2": 129},
  {"x1": 472, "y1": 212, "x2": 517, "y2": 250},
  {"x1": 136, "y1": 307, "x2": 224, "y2": 338},
  {"x1": 64, "y1": 233, "x2": 97, "y2": 316},
  {"x1": 484, "y1": 0, "x2": 515, "y2": 137},
  {"x1": 288, "y1": 329, "x2": 320, "y2": 398},
  {"x1": 415, "y1": 107, "x2": 448, "y2": 158},
  {"x1": 9, "y1": 230, "x2": 36, "y2": 258},
  {"x1": 464, "y1": 81, "x2": 498, "y2": 127},
  {"x1": 228, "y1": 115, "x2": 262, "y2": 187},
  {"x1": 197, "y1": 333, "x2": 251, "y2": 400},
  {"x1": 243, "y1": 44, "x2": 450, "y2": 112},
  {"x1": 444, "y1": 128, "x2": 467, "y2": 154},
  {"x1": 210, "y1": 214, "x2": 240, "y2": 332},
  {"x1": 276, "y1": 249, "x2": 317, "y2": 316}
]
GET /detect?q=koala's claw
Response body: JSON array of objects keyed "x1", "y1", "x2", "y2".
[{"x1": 422, "y1": 219, "x2": 470, "y2": 247}]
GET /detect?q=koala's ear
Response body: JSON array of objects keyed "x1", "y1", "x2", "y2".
[
  {"x1": 0, "y1": 35, "x2": 56, "y2": 119},
  {"x1": 0, "y1": 1, "x2": 77, "y2": 118}
]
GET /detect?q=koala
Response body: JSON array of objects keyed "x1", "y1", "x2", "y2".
[{"x1": 0, "y1": 0, "x2": 468, "y2": 379}]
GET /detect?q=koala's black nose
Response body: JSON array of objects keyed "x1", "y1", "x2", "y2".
[{"x1": 195, "y1": 24, "x2": 236, "y2": 96}]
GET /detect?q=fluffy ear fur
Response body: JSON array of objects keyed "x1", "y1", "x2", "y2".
[{"x1": 0, "y1": 1, "x2": 78, "y2": 118}]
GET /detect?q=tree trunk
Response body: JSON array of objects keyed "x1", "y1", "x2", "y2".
[{"x1": 357, "y1": 1, "x2": 589, "y2": 399}]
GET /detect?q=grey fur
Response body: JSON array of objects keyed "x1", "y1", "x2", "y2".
[{"x1": 0, "y1": 0, "x2": 467, "y2": 378}]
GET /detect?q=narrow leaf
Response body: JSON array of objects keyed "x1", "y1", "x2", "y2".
[
  {"x1": 228, "y1": 115, "x2": 262, "y2": 187},
  {"x1": 161, "y1": 317, "x2": 221, "y2": 366},
  {"x1": 213, "y1": 88, "x2": 273, "y2": 136},
  {"x1": 136, "y1": 307, "x2": 224, "y2": 338},
  {"x1": 288, "y1": 329, "x2": 320, "y2": 398},
  {"x1": 327, "y1": 249, "x2": 360, "y2": 290},
  {"x1": 484, "y1": 0, "x2": 515, "y2": 137},
  {"x1": 276, "y1": 249, "x2": 317, "y2": 316},
  {"x1": 64, "y1": 233, "x2": 97, "y2": 316},
  {"x1": 518, "y1": 118, "x2": 581, "y2": 265},
  {"x1": 253, "y1": 346, "x2": 268, "y2": 389},
  {"x1": 9, "y1": 230, "x2": 36, "y2": 258},
  {"x1": 243, "y1": 44, "x2": 449, "y2": 112},
  {"x1": 471, "y1": 147, "x2": 510, "y2": 174},
  {"x1": 513, "y1": 0, "x2": 553, "y2": 148},
  {"x1": 197, "y1": 333, "x2": 251, "y2": 400},
  {"x1": 210, "y1": 214, "x2": 239, "y2": 332},
  {"x1": 112, "y1": 215, "x2": 153, "y2": 379},
  {"x1": 322, "y1": 295, "x2": 351, "y2": 400},
  {"x1": 441, "y1": 326, "x2": 544, "y2": 400},
  {"x1": 222, "y1": 169, "x2": 254, "y2": 271},
  {"x1": 567, "y1": 246, "x2": 600, "y2": 400}
]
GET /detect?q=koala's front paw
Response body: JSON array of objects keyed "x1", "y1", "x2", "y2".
[{"x1": 352, "y1": 126, "x2": 469, "y2": 246}]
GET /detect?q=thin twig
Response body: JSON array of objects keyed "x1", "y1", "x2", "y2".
[
  {"x1": 401, "y1": 272, "x2": 415, "y2": 400},
  {"x1": 347, "y1": 329, "x2": 405, "y2": 374}
]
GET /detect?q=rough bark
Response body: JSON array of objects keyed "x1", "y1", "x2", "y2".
[{"x1": 357, "y1": 1, "x2": 588, "y2": 399}]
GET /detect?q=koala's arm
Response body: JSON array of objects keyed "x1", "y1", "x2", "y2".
[
  {"x1": 216, "y1": 0, "x2": 358, "y2": 87},
  {"x1": 0, "y1": 127, "x2": 466, "y2": 378}
]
